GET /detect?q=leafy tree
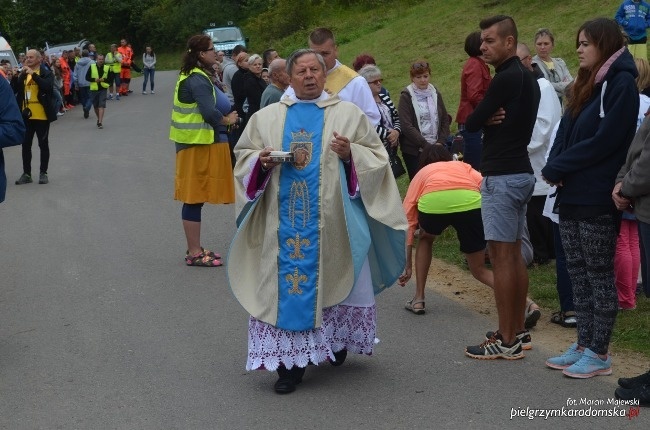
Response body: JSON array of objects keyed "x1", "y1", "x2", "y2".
[{"x1": 246, "y1": 0, "x2": 321, "y2": 48}]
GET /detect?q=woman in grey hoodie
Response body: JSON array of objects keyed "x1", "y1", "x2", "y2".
[{"x1": 142, "y1": 46, "x2": 156, "y2": 94}]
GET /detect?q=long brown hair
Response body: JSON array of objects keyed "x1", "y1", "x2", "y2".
[
  {"x1": 180, "y1": 34, "x2": 212, "y2": 75},
  {"x1": 566, "y1": 18, "x2": 625, "y2": 117}
]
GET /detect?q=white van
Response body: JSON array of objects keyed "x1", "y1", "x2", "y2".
[
  {"x1": 0, "y1": 36, "x2": 19, "y2": 68},
  {"x1": 44, "y1": 39, "x2": 90, "y2": 60}
]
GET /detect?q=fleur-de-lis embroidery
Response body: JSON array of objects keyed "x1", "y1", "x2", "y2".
[
  {"x1": 286, "y1": 267, "x2": 307, "y2": 295},
  {"x1": 286, "y1": 233, "x2": 310, "y2": 259}
]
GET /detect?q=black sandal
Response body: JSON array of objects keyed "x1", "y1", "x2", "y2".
[{"x1": 550, "y1": 311, "x2": 577, "y2": 328}]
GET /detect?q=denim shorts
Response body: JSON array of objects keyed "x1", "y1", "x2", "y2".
[{"x1": 481, "y1": 173, "x2": 535, "y2": 242}]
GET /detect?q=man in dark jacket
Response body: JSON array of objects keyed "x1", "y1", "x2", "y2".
[{"x1": 11, "y1": 49, "x2": 57, "y2": 185}]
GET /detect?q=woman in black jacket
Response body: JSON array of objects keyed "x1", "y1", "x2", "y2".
[
  {"x1": 542, "y1": 18, "x2": 639, "y2": 379},
  {"x1": 243, "y1": 54, "x2": 267, "y2": 121},
  {"x1": 231, "y1": 52, "x2": 250, "y2": 121}
]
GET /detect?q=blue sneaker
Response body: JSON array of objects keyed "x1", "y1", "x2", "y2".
[
  {"x1": 546, "y1": 342, "x2": 582, "y2": 370},
  {"x1": 562, "y1": 348, "x2": 612, "y2": 379}
]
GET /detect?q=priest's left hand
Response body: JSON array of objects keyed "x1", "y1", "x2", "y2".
[{"x1": 331, "y1": 131, "x2": 351, "y2": 162}]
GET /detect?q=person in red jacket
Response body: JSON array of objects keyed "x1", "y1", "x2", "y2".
[
  {"x1": 117, "y1": 39, "x2": 133, "y2": 96},
  {"x1": 456, "y1": 31, "x2": 492, "y2": 170}
]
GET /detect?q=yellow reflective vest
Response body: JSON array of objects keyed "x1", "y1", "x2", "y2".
[
  {"x1": 169, "y1": 68, "x2": 216, "y2": 144},
  {"x1": 89, "y1": 63, "x2": 110, "y2": 90},
  {"x1": 105, "y1": 51, "x2": 122, "y2": 74}
]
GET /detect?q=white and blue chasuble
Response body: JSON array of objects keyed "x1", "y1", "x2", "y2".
[{"x1": 229, "y1": 95, "x2": 407, "y2": 333}]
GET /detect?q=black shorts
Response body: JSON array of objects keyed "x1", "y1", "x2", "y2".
[
  {"x1": 90, "y1": 89, "x2": 107, "y2": 108},
  {"x1": 417, "y1": 208, "x2": 486, "y2": 254}
]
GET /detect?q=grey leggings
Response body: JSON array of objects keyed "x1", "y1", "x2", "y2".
[{"x1": 559, "y1": 214, "x2": 618, "y2": 355}]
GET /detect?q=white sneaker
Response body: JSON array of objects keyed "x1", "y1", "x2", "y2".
[
  {"x1": 142, "y1": 91, "x2": 147, "y2": 95},
  {"x1": 151, "y1": 91, "x2": 155, "y2": 94}
]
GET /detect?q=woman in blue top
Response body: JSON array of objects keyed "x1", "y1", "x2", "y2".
[{"x1": 542, "y1": 18, "x2": 639, "y2": 379}]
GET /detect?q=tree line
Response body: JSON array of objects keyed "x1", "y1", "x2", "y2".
[{"x1": 0, "y1": 0, "x2": 396, "y2": 54}]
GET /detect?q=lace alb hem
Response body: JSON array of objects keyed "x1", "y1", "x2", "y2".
[{"x1": 246, "y1": 304, "x2": 377, "y2": 371}]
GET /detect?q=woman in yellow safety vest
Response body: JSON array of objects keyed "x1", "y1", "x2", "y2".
[{"x1": 169, "y1": 34, "x2": 239, "y2": 267}]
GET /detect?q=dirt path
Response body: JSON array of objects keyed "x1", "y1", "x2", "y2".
[{"x1": 427, "y1": 257, "x2": 650, "y2": 381}]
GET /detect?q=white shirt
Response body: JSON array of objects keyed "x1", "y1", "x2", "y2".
[{"x1": 528, "y1": 77, "x2": 562, "y2": 196}]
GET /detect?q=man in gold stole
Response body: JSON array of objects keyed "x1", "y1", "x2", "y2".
[{"x1": 229, "y1": 49, "x2": 406, "y2": 394}]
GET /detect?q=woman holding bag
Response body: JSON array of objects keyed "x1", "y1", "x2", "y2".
[{"x1": 358, "y1": 64, "x2": 404, "y2": 178}]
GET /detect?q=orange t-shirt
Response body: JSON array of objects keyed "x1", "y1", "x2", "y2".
[{"x1": 402, "y1": 160, "x2": 483, "y2": 245}]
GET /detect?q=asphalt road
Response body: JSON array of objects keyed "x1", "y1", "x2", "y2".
[{"x1": 1, "y1": 71, "x2": 647, "y2": 429}]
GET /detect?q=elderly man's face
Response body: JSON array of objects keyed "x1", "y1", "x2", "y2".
[
  {"x1": 272, "y1": 60, "x2": 290, "y2": 88},
  {"x1": 290, "y1": 53, "x2": 326, "y2": 100},
  {"x1": 24, "y1": 50, "x2": 41, "y2": 68}
]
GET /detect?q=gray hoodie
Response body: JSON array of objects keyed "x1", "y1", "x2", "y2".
[
  {"x1": 74, "y1": 57, "x2": 93, "y2": 87},
  {"x1": 617, "y1": 114, "x2": 650, "y2": 224}
]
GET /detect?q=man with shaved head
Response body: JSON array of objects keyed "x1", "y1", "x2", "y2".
[
  {"x1": 260, "y1": 58, "x2": 289, "y2": 107},
  {"x1": 10, "y1": 49, "x2": 57, "y2": 185}
]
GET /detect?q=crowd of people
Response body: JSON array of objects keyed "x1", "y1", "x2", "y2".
[
  {"x1": 2, "y1": 2, "x2": 649, "y2": 405},
  {"x1": 0, "y1": 38, "x2": 157, "y2": 186}
]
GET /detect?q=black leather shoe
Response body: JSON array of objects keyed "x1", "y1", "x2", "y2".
[
  {"x1": 619, "y1": 370, "x2": 650, "y2": 389},
  {"x1": 274, "y1": 366, "x2": 305, "y2": 394},
  {"x1": 330, "y1": 349, "x2": 347, "y2": 367},
  {"x1": 274, "y1": 376, "x2": 295, "y2": 394},
  {"x1": 615, "y1": 384, "x2": 650, "y2": 407}
]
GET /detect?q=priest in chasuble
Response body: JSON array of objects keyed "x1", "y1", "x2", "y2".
[{"x1": 228, "y1": 49, "x2": 407, "y2": 394}]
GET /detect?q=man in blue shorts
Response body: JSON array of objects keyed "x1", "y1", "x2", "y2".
[{"x1": 464, "y1": 15, "x2": 540, "y2": 360}]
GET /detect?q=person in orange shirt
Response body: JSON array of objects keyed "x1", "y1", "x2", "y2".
[
  {"x1": 398, "y1": 144, "x2": 540, "y2": 345},
  {"x1": 117, "y1": 38, "x2": 133, "y2": 95},
  {"x1": 399, "y1": 144, "x2": 489, "y2": 314},
  {"x1": 59, "y1": 52, "x2": 72, "y2": 108}
]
